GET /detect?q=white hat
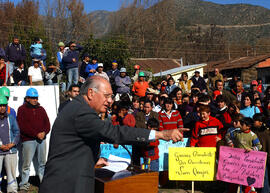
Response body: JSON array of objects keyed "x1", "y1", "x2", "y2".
[
  {"x1": 97, "y1": 63, "x2": 104, "y2": 68},
  {"x1": 120, "y1": 67, "x2": 127, "y2": 73}
]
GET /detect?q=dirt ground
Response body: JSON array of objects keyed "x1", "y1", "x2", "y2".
[{"x1": 3, "y1": 177, "x2": 227, "y2": 193}]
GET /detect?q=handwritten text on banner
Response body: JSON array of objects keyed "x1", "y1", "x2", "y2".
[
  {"x1": 216, "y1": 146, "x2": 267, "y2": 188},
  {"x1": 169, "y1": 147, "x2": 216, "y2": 181}
]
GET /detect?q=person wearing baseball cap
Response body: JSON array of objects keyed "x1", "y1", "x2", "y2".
[
  {"x1": 250, "y1": 80, "x2": 263, "y2": 101},
  {"x1": 85, "y1": 56, "x2": 98, "y2": 78},
  {"x1": 94, "y1": 63, "x2": 109, "y2": 81},
  {"x1": 57, "y1": 42, "x2": 66, "y2": 72},
  {"x1": 132, "y1": 71, "x2": 149, "y2": 97},
  {"x1": 191, "y1": 70, "x2": 207, "y2": 92},
  {"x1": 106, "y1": 60, "x2": 120, "y2": 94},
  {"x1": 115, "y1": 67, "x2": 131, "y2": 95}
]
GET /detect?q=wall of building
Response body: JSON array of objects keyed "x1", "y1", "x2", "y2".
[
  {"x1": 257, "y1": 67, "x2": 270, "y2": 84},
  {"x1": 241, "y1": 66, "x2": 258, "y2": 84}
]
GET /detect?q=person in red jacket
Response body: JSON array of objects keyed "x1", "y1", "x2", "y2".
[
  {"x1": 215, "y1": 95, "x2": 232, "y2": 137},
  {"x1": 17, "y1": 88, "x2": 50, "y2": 192},
  {"x1": 141, "y1": 118, "x2": 160, "y2": 171},
  {"x1": 158, "y1": 98, "x2": 183, "y2": 131},
  {"x1": 190, "y1": 105, "x2": 223, "y2": 147}
]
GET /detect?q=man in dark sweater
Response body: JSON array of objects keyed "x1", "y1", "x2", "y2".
[
  {"x1": 62, "y1": 41, "x2": 83, "y2": 91},
  {"x1": 17, "y1": 88, "x2": 50, "y2": 192},
  {"x1": 5, "y1": 36, "x2": 26, "y2": 74},
  {"x1": 191, "y1": 71, "x2": 207, "y2": 92}
]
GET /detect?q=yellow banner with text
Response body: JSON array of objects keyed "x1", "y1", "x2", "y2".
[{"x1": 169, "y1": 147, "x2": 216, "y2": 181}]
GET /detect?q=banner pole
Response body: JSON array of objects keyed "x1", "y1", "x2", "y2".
[{"x1": 192, "y1": 181, "x2": 194, "y2": 193}]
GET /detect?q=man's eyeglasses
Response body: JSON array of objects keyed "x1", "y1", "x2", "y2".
[{"x1": 92, "y1": 88, "x2": 114, "y2": 99}]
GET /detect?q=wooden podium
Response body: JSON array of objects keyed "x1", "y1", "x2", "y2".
[{"x1": 95, "y1": 168, "x2": 159, "y2": 193}]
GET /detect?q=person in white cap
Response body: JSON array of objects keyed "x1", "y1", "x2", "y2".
[{"x1": 94, "y1": 63, "x2": 109, "y2": 81}]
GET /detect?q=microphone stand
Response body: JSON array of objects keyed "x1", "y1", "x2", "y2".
[{"x1": 120, "y1": 145, "x2": 142, "y2": 173}]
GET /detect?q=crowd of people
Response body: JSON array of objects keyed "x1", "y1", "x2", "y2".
[
  {"x1": 57, "y1": 60, "x2": 269, "y2": 192},
  {"x1": 0, "y1": 36, "x2": 269, "y2": 193}
]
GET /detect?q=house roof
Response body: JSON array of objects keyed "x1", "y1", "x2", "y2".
[
  {"x1": 130, "y1": 58, "x2": 181, "y2": 74},
  {"x1": 205, "y1": 55, "x2": 270, "y2": 72},
  {"x1": 153, "y1": 63, "x2": 207, "y2": 77},
  {"x1": 257, "y1": 58, "x2": 270, "y2": 68}
]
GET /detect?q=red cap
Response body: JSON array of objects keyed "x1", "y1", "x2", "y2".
[
  {"x1": 134, "y1": 65, "x2": 140, "y2": 70},
  {"x1": 251, "y1": 80, "x2": 258, "y2": 86}
]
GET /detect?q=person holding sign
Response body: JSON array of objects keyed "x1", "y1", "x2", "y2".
[
  {"x1": 252, "y1": 113, "x2": 270, "y2": 193},
  {"x1": 232, "y1": 117, "x2": 262, "y2": 193},
  {"x1": 190, "y1": 105, "x2": 223, "y2": 147}
]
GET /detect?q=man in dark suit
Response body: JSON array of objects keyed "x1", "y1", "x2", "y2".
[
  {"x1": 39, "y1": 76, "x2": 184, "y2": 193},
  {"x1": 134, "y1": 100, "x2": 159, "y2": 165}
]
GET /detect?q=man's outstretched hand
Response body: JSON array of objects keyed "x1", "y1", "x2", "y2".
[{"x1": 155, "y1": 128, "x2": 189, "y2": 142}]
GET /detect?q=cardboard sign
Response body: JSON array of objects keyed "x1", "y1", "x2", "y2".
[
  {"x1": 158, "y1": 138, "x2": 188, "y2": 171},
  {"x1": 169, "y1": 147, "x2": 216, "y2": 181},
  {"x1": 216, "y1": 146, "x2": 267, "y2": 188},
  {"x1": 100, "y1": 144, "x2": 132, "y2": 159}
]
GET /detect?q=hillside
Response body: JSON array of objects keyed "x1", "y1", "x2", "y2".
[{"x1": 89, "y1": 0, "x2": 270, "y2": 42}]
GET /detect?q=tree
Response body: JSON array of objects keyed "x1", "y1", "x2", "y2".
[{"x1": 82, "y1": 35, "x2": 131, "y2": 72}]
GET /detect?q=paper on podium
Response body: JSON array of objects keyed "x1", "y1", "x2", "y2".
[{"x1": 102, "y1": 154, "x2": 131, "y2": 173}]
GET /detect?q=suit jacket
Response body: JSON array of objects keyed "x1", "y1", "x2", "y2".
[
  {"x1": 133, "y1": 110, "x2": 159, "y2": 165},
  {"x1": 39, "y1": 95, "x2": 150, "y2": 193}
]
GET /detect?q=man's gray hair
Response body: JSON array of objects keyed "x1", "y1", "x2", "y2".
[{"x1": 80, "y1": 76, "x2": 108, "y2": 95}]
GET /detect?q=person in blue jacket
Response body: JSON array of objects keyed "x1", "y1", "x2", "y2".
[
  {"x1": 0, "y1": 96, "x2": 20, "y2": 193},
  {"x1": 85, "y1": 56, "x2": 98, "y2": 78}
]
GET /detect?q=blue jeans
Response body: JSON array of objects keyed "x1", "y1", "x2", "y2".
[
  {"x1": 66, "y1": 67, "x2": 78, "y2": 91},
  {"x1": 46, "y1": 79, "x2": 58, "y2": 85},
  {"x1": 19, "y1": 140, "x2": 47, "y2": 190},
  {"x1": 150, "y1": 159, "x2": 159, "y2": 172},
  {"x1": 14, "y1": 80, "x2": 27, "y2": 86},
  {"x1": 261, "y1": 165, "x2": 269, "y2": 193},
  {"x1": 0, "y1": 153, "x2": 18, "y2": 192}
]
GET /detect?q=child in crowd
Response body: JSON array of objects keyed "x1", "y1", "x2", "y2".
[
  {"x1": 225, "y1": 113, "x2": 243, "y2": 147},
  {"x1": 141, "y1": 118, "x2": 160, "y2": 171},
  {"x1": 190, "y1": 105, "x2": 223, "y2": 147},
  {"x1": 252, "y1": 113, "x2": 270, "y2": 193},
  {"x1": 215, "y1": 95, "x2": 232, "y2": 137},
  {"x1": 234, "y1": 117, "x2": 262, "y2": 151},
  {"x1": 233, "y1": 117, "x2": 262, "y2": 193},
  {"x1": 30, "y1": 37, "x2": 46, "y2": 65}
]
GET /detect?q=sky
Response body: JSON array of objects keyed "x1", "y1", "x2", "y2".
[
  {"x1": 80, "y1": 0, "x2": 270, "y2": 13},
  {"x1": 11, "y1": 0, "x2": 270, "y2": 13}
]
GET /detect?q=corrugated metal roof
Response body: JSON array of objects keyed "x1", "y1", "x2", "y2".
[
  {"x1": 130, "y1": 58, "x2": 181, "y2": 74},
  {"x1": 153, "y1": 63, "x2": 207, "y2": 77},
  {"x1": 205, "y1": 55, "x2": 270, "y2": 72}
]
